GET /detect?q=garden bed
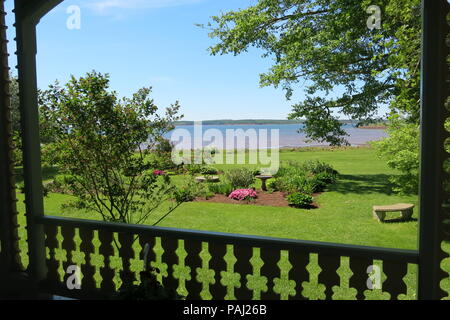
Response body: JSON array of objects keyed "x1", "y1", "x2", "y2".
[{"x1": 195, "y1": 191, "x2": 321, "y2": 209}]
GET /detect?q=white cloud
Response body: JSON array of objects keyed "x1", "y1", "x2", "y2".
[{"x1": 86, "y1": 0, "x2": 205, "y2": 14}]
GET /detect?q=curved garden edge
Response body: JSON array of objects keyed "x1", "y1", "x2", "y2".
[{"x1": 194, "y1": 190, "x2": 322, "y2": 209}]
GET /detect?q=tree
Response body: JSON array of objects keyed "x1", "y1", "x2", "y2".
[
  {"x1": 40, "y1": 71, "x2": 184, "y2": 224},
  {"x1": 202, "y1": 0, "x2": 421, "y2": 145},
  {"x1": 9, "y1": 75, "x2": 23, "y2": 166},
  {"x1": 371, "y1": 118, "x2": 420, "y2": 194}
]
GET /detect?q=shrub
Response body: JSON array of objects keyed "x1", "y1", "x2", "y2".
[
  {"x1": 174, "y1": 176, "x2": 209, "y2": 202},
  {"x1": 208, "y1": 182, "x2": 233, "y2": 196},
  {"x1": 200, "y1": 166, "x2": 218, "y2": 175},
  {"x1": 174, "y1": 189, "x2": 196, "y2": 203},
  {"x1": 224, "y1": 168, "x2": 255, "y2": 189},
  {"x1": 150, "y1": 154, "x2": 177, "y2": 171},
  {"x1": 314, "y1": 171, "x2": 337, "y2": 185},
  {"x1": 372, "y1": 120, "x2": 419, "y2": 194},
  {"x1": 287, "y1": 193, "x2": 313, "y2": 208},
  {"x1": 285, "y1": 175, "x2": 316, "y2": 194},
  {"x1": 267, "y1": 178, "x2": 283, "y2": 192},
  {"x1": 301, "y1": 160, "x2": 339, "y2": 176},
  {"x1": 252, "y1": 169, "x2": 261, "y2": 176},
  {"x1": 272, "y1": 160, "x2": 338, "y2": 195},
  {"x1": 184, "y1": 164, "x2": 204, "y2": 174},
  {"x1": 229, "y1": 189, "x2": 257, "y2": 201}
]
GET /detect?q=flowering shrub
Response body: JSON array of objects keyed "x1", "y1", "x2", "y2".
[
  {"x1": 228, "y1": 189, "x2": 257, "y2": 201},
  {"x1": 153, "y1": 170, "x2": 166, "y2": 176}
]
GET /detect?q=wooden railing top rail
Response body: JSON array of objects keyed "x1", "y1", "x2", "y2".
[{"x1": 37, "y1": 215, "x2": 419, "y2": 264}]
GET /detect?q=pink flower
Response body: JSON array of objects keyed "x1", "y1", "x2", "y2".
[
  {"x1": 228, "y1": 189, "x2": 257, "y2": 201},
  {"x1": 153, "y1": 170, "x2": 166, "y2": 176}
]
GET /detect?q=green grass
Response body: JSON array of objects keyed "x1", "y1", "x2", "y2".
[{"x1": 13, "y1": 146, "x2": 450, "y2": 299}]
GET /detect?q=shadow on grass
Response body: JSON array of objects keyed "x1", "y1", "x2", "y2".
[
  {"x1": 329, "y1": 174, "x2": 395, "y2": 195},
  {"x1": 383, "y1": 217, "x2": 418, "y2": 224},
  {"x1": 14, "y1": 166, "x2": 59, "y2": 183}
]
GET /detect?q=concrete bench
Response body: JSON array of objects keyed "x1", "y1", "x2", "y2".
[
  {"x1": 195, "y1": 176, "x2": 220, "y2": 183},
  {"x1": 372, "y1": 203, "x2": 415, "y2": 222}
]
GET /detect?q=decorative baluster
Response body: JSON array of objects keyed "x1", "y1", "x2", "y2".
[
  {"x1": 184, "y1": 239, "x2": 203, "y2": 300},
  {"x1": 118, "y1": 232, "x2": 136, "y2": 286},
  {"x1": 349, "y1": 257, "x2": 373, "y2": 300},
  {"x1": 288, "y1": 251, "x2": 309, "y2": 300},
  {"x1": 317, "y1": 254, "x2": 341, "y2": 300},
  {"x1": 138, "y1": 235, "x2": 156, "y2": 271},
  {"x1": 161, "y1": 237, "x2": 179, "y2": 291},
  {"x1": 60, "y1": 226, "x2": 76, "y2": 285},
  {"x1": 44, "y1": 224, "x2": 59, "y2": 285},
  {"x1": 233, "y1": 245, "x2": 253, "y2": 300},
  {"x1": 98, "y1": 230, "x2": 116, "y2": 293},
  {"x1": 208, "y1": 242, "x2": 227, "y2": 300},
  {"x1": 382, "y1": 261, "x2": 407, "y2": 300},
  {"x1": 79, "y1": 228, "x2": 96, "y2": 290},
  {"x1": 260, "y1": 248, "x2": 281, "y2": 300}
]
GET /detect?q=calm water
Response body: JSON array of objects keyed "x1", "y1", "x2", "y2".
[{"x1": 165, "y1": 123, "x2": 387, "y2": 149}]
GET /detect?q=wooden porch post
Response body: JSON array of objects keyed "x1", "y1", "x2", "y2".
[
  {"x1": 417, "y1": 0, "x2": 450, "y2": 300},
  {"x1": 13, "y1": 0, "x2": 63, "y2": 293},
  {"x1": 0, "y1": 0, "x2": 22, "y2": 279}
]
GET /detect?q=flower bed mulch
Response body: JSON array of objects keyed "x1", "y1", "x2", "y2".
[{"x1": 195, "y1": 191, "x2": 321, "y2": 209}]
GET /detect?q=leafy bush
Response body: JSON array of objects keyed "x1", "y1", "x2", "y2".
[
  {"x1": 314, "y1": 171, "x2": 337, "y2": 185},
  {"x1": 372, "y1": 120, "x2": 419, "y2": 194},
  {"x1": 149, "y1": 153, "x2": 177, "y2": 171},
  {"x1": 252, "y1": 169, "x2": 261, "y2": 176},
  {"x1": 183, "y1": 164, "x2": 205, "y2": 174},
  {"x1": 301, "y1": 160, "x2": 339, "y2": 176},
  {"x1": 270, "y1": 160, "x2": 338, "y2": 195},
  {"x1": 208, "y1": 182, "x2": 233, "y2": 196},
  {"x1": 287, "y1": 193, "x2": 313, "y2": 208},
  {"x1": 229, "y1": 189, "x2": 257, "y2": 201},
  {"x1": 267, "y1": 178, "x2": 283, "y2": 192},
  {"x1": 200, "y1": 166, "x2": 218, "y2": 175},
  {"x1": 174, "y1": 176, "x2": 209, "y2": 202},
  {"x1": 287, "y1": 175, "x2": 316, "y2": 194},
  {"x1": 174, "y1": 189, "x2": 196, "y2": 203},
  {"x1": 224, "y1": 168, "x2": 255, "y2": 189}
]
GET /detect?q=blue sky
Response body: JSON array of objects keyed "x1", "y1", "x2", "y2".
[{"x1": 4, "y1": 0, "x2": 386, "y2": 121}]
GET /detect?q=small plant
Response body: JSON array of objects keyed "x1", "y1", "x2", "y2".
[
  {"x1": 287, "y1": 192, "x2": 314, "y2": 208},
  {"x1": 315, "y1": 171, "x2": 337, "y2": 184},
  {"x1": 301, "y1": 160, "x2": 339, "y2": 176},
  {"x1": 229, "y1": 188, "x2": 257, "y2": 201},
  {"x1": 208, "y1": 182, "x2": 233, "y2": 196},
  {"x1": 252, "y1": 169, "x2": 261, "y2": 176},
  {"x1": 224, "y1": 168, "x2": 255, "y2": 189},
  {"x1": 174, "y1": 189, "x2": 196, "y2": 203},
  {"x1": 184, "y1": 163, "x2": 204, "y2": 174},
  {"x1": 201, "y1": 166, "x2": 218, "y2": 175}
]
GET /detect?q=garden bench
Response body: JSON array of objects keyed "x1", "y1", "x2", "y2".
[
  {"x1": 195, "y1": 176, "x2": 220, "y2": 183},
  {"x1": 372, "y1": 203, "x2": 415, "y2": 222}
]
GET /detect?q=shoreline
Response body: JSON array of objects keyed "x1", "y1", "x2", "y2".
[{"x1": 358, "y1": 125, "x2": 387, "y2": 129}]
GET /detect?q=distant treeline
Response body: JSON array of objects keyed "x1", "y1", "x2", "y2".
[{"x1": 173, "y1": 119, "x2": 360, "y2": 126}]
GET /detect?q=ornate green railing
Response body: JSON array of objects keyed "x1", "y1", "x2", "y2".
[
  {"x1": 37, "y1": 215, "x2": 418, "y2": 300},
  {"x1": 1, "y1": 0, "x2": 447, "y2": 300}
]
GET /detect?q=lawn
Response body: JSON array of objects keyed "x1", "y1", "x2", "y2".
[{"x1": 13, "y1": 146, "x2": 450, "y2": 299}]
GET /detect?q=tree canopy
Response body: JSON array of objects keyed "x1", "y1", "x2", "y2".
[
  {"x1": 203, "y1": 0, "x2": 421, "y2": 145},
  {"x1": 40, "y1": 71, "x2": 183, "y2": 224}
]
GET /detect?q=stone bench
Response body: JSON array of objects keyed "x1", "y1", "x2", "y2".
[
  {"x1": 195, "y1": 176, "x2": 220, "y2": 183},
  {"x1": 372, "y1": 203, "x2": 415, "y2": 222}
]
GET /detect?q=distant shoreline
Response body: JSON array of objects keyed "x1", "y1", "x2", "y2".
[
  {"x1": 174, "y1": 119, "x2": 358, "y2": 126},
  {"x1": 358, "y1": 125, "x2": 388, "y2": 130}
]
